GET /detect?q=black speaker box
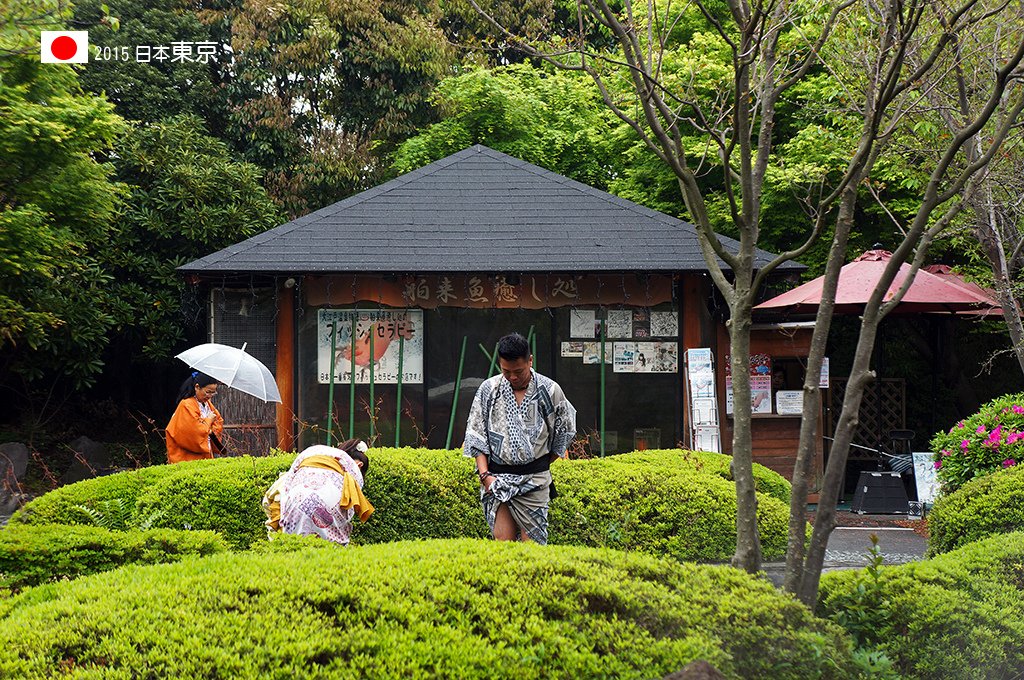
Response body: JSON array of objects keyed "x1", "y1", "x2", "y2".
[{"x1": 851, "y1": 471, "x2": 909, "y2": 514}]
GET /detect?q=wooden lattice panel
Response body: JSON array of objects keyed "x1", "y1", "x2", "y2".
[
  {"x1": 216, "y1": 389, "x2": 279, "y2": 457},
  {"x1": 828, "y1": 377, "x2": 905, "y2": 458}
]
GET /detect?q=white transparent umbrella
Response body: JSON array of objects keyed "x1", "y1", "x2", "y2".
[{"x1": 175, "y1": 342, "x2": 282, "y2": 403}]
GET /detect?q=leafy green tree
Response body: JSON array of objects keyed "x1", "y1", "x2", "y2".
[
  {"x1": 105, "y1": 115, "x2": 282, "y2": 359},
  {"x1": 394, "y1": 63, "x2": 620, "y2": 190},
  {"x1": 0, "y1": 51, "x2": 125, "y2": 388},
  {"x1": 198, "y1": 0, "x2": 456, "y2": 217},
  {"x1": 71, "y1": 0, "x2": 224, "y2": 127}
]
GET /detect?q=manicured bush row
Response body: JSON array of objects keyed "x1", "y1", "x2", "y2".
[
  {"x1": 549, "y1": 456, "x2": 790, "y2": 559},
  {"x1": 818, "y1": 531, "x2": 1024, "y2": 680},
  {"x1": 0, "y1": 523, "x2": 228, "y2": 592},
  {"x1": 926, "y1": 464, "x2": 1024, "y2": 555},
  {"x1": 625, "y1": 449, "x2": 792, "y2": 504},
  {"x1": 0, "y1": 539, "x2": 854, "y2": 679},
  {"x1": 13, "y1": 448, "x2": 792, "y2": 560},
  {"x1": 13, "y1": 456, "x2": 288, "y2": 549}
]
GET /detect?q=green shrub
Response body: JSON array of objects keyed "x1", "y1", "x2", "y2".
[
  {"x1": 930, "y1": 392, "x2": 1024, "y2": 493},
  {"x1": 13, "y1": 456, "x2": 288, "y2": 549},
  {"x1": 13, "y1": 448, "x2": 792, "y2": 560},
  {"x1": 625, "y1": 449, "x2": 792, "y2": 504},
  {"x1": 926, "y1": 464, "x2": 1024, "y2": 555},
  {"x1": 819, "y1": 531, "x2": 1024, "y2": 680},
  {"x1": 549, "y1": 456, "x2": 790, "y2": 560},
  {"x1": 0, "y1": 539, "x2": 854, "y2": 679},
  {"x1": 0, "y1": 523, "x2": 228, "y2": 592}
]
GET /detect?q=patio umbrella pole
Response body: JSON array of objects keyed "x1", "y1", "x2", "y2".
[
  {"x1": 327, "y1": 322, "x2": 337, "y2": 447},
  {"x1": 446, "y1": 336, "x2": 468, "y2": 450},
  {"x1": 875, "y1": 324, "x2": 884, "y2": 464},
  {"x1": 369, "y1": 330, "x2": 375, "y2": 443},
  {"x1": 395, "y1": 335, "x2": 404, "y2": 447},
  {"x1": 349, "y1": 320, "x2": 357, "y2": 440},
  {"x1": 600, "y1": 318, "x2": 606, "y2": 457}
]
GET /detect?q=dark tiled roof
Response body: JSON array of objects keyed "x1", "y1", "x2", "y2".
[{"x1": 180, "y1": 145, "x2": 804, "y2": 275}]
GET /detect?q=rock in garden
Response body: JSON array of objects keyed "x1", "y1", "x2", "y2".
[
  {"x1": 63, "y1": 436, "x2": 110, "y2": 484},
  {"x1": 0, "y1": 442, "x2": 29, "y2": 481}
]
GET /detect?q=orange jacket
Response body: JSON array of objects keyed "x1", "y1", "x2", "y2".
[{"x1": 165, "y1": 397, "x2": 224, "y2": 464}]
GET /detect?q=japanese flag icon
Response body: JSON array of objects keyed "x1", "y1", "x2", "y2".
[{"x1": 41, "y1": 31, "x2": 89, "y2": 64}]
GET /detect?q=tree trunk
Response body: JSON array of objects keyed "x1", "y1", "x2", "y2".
[
  {"x1": 797, "y1": 316, "x2": 880, "y2": 606},
  {"x1": 728, "y1": 302, "x2": 763, "y2": 573}
]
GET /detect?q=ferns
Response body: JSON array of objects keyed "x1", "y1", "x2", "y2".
[{"x1": 73, "y1": 498, "x2": 166, "y2": 531}]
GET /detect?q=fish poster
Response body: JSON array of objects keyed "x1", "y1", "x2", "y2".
[{"x1": 318, "y1": 309, "x2": 424, "y2": 384}]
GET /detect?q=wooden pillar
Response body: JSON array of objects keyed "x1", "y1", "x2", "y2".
[
  {"x1": 680, "y1": 275, "x2": 705, "y2": 443},
  {"x1": 275, "y1": 283, "x2": 296, "y2": 452}
]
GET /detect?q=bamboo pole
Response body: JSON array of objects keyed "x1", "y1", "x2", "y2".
[
  {"x1": 349, "y1": 318, "x2": 356, "y2": 439},
  {"x1": 446, "y1": 336, "x2": 468, "y2": 449},
  {"x1": 369, "y1": 328, "x2": 375, "y2": 443},
  {"x1": 487, "y1": 341, "x2": 499, "y2": 376},
  {"x1": 395, "y1": 335, "x2": 404, "y2": 447},
  {"x1": 327, "y1": 321, "x2": 337, "y2": 447}
]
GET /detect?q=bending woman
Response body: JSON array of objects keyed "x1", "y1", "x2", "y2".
[
  {"x1": 165, "y1": 371, "x2": 226, "y2": 464},
  {"x1": 267, "y1": 439, "x2": 373, "y2": 545}
]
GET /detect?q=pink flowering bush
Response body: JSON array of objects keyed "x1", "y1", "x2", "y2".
[{"x1": 930, "y1": 393, "x2": 1024, "y2": 493}]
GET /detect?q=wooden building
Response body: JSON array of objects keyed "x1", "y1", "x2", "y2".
[{"x1": 180, "y1": 145, "x2": 819, "y2": 482}]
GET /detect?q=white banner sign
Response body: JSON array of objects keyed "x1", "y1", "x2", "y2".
[{"x1": 318, "y1": 309, "x2": 423, "y2": 384}]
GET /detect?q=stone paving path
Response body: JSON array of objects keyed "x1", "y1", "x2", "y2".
[{"x1": 761, "y1": 511, "x2": 930, "y2": 586}]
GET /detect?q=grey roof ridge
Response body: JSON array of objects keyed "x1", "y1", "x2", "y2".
[
  {"x1": 183, "y1": 149, "x2": 476, "y2": 270},
  {"x1": 466, "y1": 145, "x2": 798, "y2": 268},
  {"x1": 183, "y1": 144, "x2": 803, "y2": 272}
]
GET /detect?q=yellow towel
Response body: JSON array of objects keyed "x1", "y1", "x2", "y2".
[
  {"x1": 339, "y1": 470, "x2": 374, "y2": 521},
  {"x1": 262, "y1": 474, "x2": 286, "y2": 536}
]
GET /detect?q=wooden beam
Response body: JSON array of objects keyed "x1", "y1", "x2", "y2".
[{"x1": 275, "y1": 284, "x2": 296, "y2": 452}]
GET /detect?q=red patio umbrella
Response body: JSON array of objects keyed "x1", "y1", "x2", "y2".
[
  {"x1": 922, "y1": 264, "x2": 1007, "y2": 317},
  {"x1": 755, "y1": 249, "x2": 1000, "y2": 315},
  {"x1": 753, "y1": 248, "x2": 1002, "y2": 475}
]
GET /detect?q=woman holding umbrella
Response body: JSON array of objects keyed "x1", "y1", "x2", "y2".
[{"x1": 165, "y1": 371, "x2": 227, "y2": 464}]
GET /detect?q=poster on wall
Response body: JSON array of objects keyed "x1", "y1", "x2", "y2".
[
  {"x1": 632, "y1": 309, "x2": 651, "y2": 338},
  {"x1": 606, "y1": 309, "x2": 632, "y2": 338},
  {"x1": 650, "y1": 311, "x2": 678, "y2": 337},
  {"x1": 634, "y1": 342, "x2": 656, "y2": 372},
  {"x1": 652, "y1": 342, "x2": 678, "y2": 372},
  {"x1": 583, "y1": 341, "x2": 613, "y2": 364},
  {"x1": 751, "y1": 376, "x2": 772, "y2": 414},
  {"x1": 570, "y1": 309, "x2": 597, "y2": 338},
  {"x1": 561, "y1": 341, "x2": 585, "y2": 358},
  {"x1": 317, "y1": 309, "x2": 423, "y2": 384},
  {"x1": 613, "y1": 342, "x2": 636, "y2": 372},
  {"x1": 725, "y1": 353, "x2": 773, "y2": 415},
  {"x1": 775, "y1": 390, "x2": 804, "y2": 415}
]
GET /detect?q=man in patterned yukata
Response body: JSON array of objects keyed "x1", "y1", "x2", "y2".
[{"x1": 463, "y1": 332, "x2": 576, "y2": 544}]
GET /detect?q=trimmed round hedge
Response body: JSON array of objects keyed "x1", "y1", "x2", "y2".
[
  {"x1": 0, "y1": 539, "x2": 854, "y2": 679},
  {"x1": 926, "y1": 464, "x2": 1024, "y2": 555},
  {"x1": 12, "y1": 448, "x2": 792, "y2": 560},
  {"x1": 0, "y1": 523, "x2": 228, "y2": 592},
  {"x1": 818, "y1": 531, "x2": 1024, "y2": 680}
]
